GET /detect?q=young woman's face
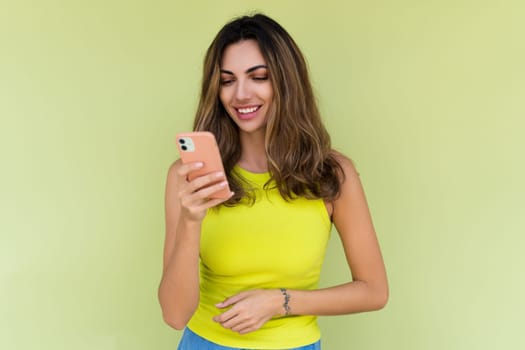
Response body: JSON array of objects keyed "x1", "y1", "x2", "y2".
[{"x1": 219, "y1": 39, "x2": 274, "y2": 136}]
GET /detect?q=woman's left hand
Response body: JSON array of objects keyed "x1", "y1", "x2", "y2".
[{"x1": 213, "y1": 289, "x2": 284, "y2": 334}]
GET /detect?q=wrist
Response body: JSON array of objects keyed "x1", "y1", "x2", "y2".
[
  {"x1": 178, "y1": 216, "x2": 202, "y2": 231},
  {"x1": 279, "y1": 288, "x2": 292, "y2": 316},
  {"x1": 175, "y1": 217, "x2": 203, "y2": 244}
]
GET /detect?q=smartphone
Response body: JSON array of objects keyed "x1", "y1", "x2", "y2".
[{"x1": 175, "y1": 131, "x2": 231, "y2": 199}]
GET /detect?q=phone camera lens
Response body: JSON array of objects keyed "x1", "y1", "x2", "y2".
[
  {"x1": 181, "y1": 145, "x2": 188, "y2": 151},
  {"x1": 179, "y1": 138, "x2": 186, "y2": 144}
]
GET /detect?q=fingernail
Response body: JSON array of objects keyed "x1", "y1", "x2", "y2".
[
  {"x1": 195, "y1": 162, "x2": 204, "y2": 167},
  {"x1": 215, "y1": 172, "x2": 224, "y2": 178}
]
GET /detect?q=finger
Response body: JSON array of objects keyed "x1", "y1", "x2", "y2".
[
  {"x1": 178, "y1": 176, "x2": 227, "y2": 201},
  {"x1": 223, "y1": 317, "x2": 249, "y2": 331},
  {"x1": 177, "y1": 162, "x2": 204, "y2": 177},
  {"x1": 193, "y1": 192, "x2": 233, "y2": 213},
  {"x1": 197, "y1": 180, "x2": 230, "y2": 199},
  {"x1": 181, "y1": 183, "x2": 231, "y2": 210},
  {"x1": 230, "y1": 317, "x2": 254, "y2": 332},
  {"x1": 238, "y1": 325, "x2": 257, "y2": 335},
  {"x1": 178, "y1": 187, "x2": 233, "y2": 221},
  {"x1": 201, "y1": 194, "x2": 234, "y2": 210},
  {"x1": 186, "y1": 172, "x2": 227, "y2": 194},
  {"x1": 216, "y1": 292, "x2": 247, "y2": 308},
  {"x1": 213, "y1": 309, "x2": 237, "y2": 324}
]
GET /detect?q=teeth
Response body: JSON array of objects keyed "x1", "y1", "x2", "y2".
[{"x1": 238, "y1": 106, "x2": 258, "y2": 114}]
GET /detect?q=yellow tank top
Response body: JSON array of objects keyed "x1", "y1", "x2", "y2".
[{"x1": 187, "y1": 166, "x2": 331, "y2": 349}]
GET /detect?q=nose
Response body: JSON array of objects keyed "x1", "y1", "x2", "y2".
[{"x1": 234, "y1": 79, "x2": 252, "y2": 101}]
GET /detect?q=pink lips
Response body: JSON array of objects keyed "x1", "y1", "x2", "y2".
[{"x1": 235, "y1": 105, "x2": 261, "y2": 120}]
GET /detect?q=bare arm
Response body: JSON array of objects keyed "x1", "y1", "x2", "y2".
[
  {"x1": 287, "y1": 155, "x2": 388, "y2": 315},
  {"x1": 214, "y1": 155, "x2": 388, "y2": 334},
  {"x1": 158, "y1": 160, "x2": 233, "y2": 329}
]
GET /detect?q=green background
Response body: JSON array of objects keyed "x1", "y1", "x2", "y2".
[{"x1": 1, "y1": 0, "x2": 524, "y2": 349}]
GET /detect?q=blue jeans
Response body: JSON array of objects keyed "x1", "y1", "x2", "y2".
[{"x1": 177, "y1": 328, "x2": 321, "y2": 350}]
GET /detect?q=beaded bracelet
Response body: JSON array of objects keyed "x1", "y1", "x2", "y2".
[{"x1": 280, "y1": 288, "x2": 291, "y2": 316}]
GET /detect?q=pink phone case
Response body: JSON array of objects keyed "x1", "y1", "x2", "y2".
[{"x1": 176, "y1": 131, "x2": 231, "y2": 199}]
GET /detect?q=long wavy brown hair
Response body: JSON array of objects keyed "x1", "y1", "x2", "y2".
[{"x1": 193, "y1": 13, "x2": 344, "y2": 205}]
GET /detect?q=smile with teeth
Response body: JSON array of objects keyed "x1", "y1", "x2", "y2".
[{"x1": 237, "y1": 106, "x2": 260, "y2": 114}]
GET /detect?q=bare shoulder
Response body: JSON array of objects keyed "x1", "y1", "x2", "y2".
[
  {"x1": 330, "y1": 150, "x2": 360, "y2": 183},
  {"x1": 330, "y1": 151, "x2": 373, "y2": 234}
]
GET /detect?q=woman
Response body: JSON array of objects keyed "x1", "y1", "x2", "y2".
[{"x1": 158, "y1": 13, "x2": 388, "y2": 350}]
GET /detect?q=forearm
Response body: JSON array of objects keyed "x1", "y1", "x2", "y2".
[
  {"x1": 287, "y1": 280, "x2": 388, "y2": 316},
  {"x1": 158, "y1": 219, "x2": 201, "y2": 329},
  {"x1": 212, "y1": 281, "x2": 388, "y2": 334}
]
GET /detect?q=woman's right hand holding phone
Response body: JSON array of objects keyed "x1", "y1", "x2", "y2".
[
  {"x1": 159, "y1": 159, "x2": 232, "y2": 328},
  {"x1": 176, "y1": 161, "x2": 233, "y2": 222}
]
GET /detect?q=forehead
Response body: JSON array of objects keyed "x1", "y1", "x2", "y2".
[{"x1": 221, "y1": 39, "x2": 267, "y2": 71}]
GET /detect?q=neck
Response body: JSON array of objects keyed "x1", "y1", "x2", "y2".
[{"x1": 238, "y1": 130, "x2": 268, "y2": 173}]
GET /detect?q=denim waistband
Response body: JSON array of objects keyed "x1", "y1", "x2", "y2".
[{"x1": 177, "y1": 327, "x2": 321, "y2": 350}]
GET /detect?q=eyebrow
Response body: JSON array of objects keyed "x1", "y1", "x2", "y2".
[{"x1": 220, "y1": 65, "x2": 268, "y2": 75}]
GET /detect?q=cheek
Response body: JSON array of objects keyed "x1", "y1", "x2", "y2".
[
  {"x1": 264, "y1": 85, "x2": 274, "y2": 101},
  {"x1": 219, "y1": 90, "x2": 231, "y2": 109}
]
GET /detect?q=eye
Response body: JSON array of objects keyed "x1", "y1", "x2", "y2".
[
  {"x1": 220, "y1": 79, "x2": 235, "y2": 86},
  {"x1": 253, "y1": 76, "x2": 268, "y2": 81}
]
